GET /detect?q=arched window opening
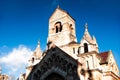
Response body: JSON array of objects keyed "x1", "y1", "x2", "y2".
[
  {"x1": 70, "y1": 24, "x2": 72, "y2": 27},
  {"x1": 84, "y1": 43, "x2": 88, "y2": 53},
  {"x1": 55, "y1": 21, "x2": 62, "y2": 33}
]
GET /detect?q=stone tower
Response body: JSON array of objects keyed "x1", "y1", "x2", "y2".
[{"x1": 47, "y1": 7, "x2": 77, "y2": 47}]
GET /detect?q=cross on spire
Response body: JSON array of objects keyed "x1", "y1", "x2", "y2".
[
  {"x1": 57, "y1": 5, "x2": 60, "y2": 9},
  {"x1": 38, "y1": 39, "x2": 40, "y2": 47},
  {"x1": 85, "y1": 23, "x2": 88, "y2": 32}
]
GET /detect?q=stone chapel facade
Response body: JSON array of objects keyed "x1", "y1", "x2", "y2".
[{"x1": 18, "y1": 7, "x2": 120, "y2": 80}]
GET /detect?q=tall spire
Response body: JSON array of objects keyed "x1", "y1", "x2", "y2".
[
  {"x1": 30, "y1": 40, "x2": 42, "y2": 61},
  {"x1": 82, "y1": 23, "x2": 92, "y2": 42}
]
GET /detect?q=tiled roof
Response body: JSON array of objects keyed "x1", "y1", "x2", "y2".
[{"x1": 99, "y1": 51, "x2": 109, "y2": 64}]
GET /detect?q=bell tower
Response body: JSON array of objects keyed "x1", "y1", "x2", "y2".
[{"x1": 47, "y1": 7, "x2": 77, "y2": 47}]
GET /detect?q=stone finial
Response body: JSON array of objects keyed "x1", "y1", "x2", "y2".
[
  {"x1": 82, "y1": 22, "x2": 92, "y2": 42},
  {"x1": 57, "y1": 5, "x2": 60, "y2": 9},
  {"x1": 38, "y1": 39, "x2": 40, "y2": 47},
  {"x1": 85, "y1": 23, "x2": 88, "y2": 32}
]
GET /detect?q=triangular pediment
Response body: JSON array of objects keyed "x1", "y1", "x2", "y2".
[
  {"x1": 107, "y1": 51, "x2": 119, "y2": 72},
  {"x1": 41, "y1": 45, "x2": 78, "y2": 66},
  {"x1": 99, "y1": 51, "x2": 120, "y2": 75}
]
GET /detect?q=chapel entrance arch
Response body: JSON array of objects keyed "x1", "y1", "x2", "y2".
[{"x1": 45, "y1": 73, "x2": 65, "y2": 80}]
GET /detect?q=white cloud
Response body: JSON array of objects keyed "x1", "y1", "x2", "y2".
[{"x1": 0, "y1": 45, "x2": 33, "y2": 79}]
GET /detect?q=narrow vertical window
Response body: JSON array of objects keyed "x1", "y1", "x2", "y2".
[
  {"x1": 78, "y1": 47, "x2": 80, "y2": 54},
  {"x1": 84, "y1": 43, "x2": 88, "y2": 53},
  {"x1": 87, "y1": 61, "x2": 89, "y2": 69},
  {"x1": 73, "y1": 48, "x2": 75, "y2": 54},
  {"x1": 92, "y1": 56, "x2": 94, "y2": 68}
]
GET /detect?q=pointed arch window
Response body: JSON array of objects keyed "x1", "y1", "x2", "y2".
[
  {"x1": 55, "y1": 21, "x2": 62, "y2": 33},
  {"x1": 84, "y1": 43, "x2": 88, "y2": 53}
]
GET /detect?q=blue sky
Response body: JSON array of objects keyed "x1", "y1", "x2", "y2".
[{"x1": 0, "y1": 0, "x2": 120, "y2": 79}]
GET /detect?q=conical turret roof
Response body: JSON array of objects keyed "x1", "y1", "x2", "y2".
[{"x1": 32, "y1": 40, "x2": 42, "y2": 59}]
